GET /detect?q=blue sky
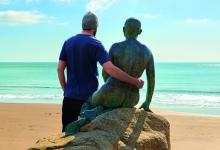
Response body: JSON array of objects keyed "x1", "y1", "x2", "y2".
[{"x1": 0, "y1": 0, "x2": 220, "y2": 62}]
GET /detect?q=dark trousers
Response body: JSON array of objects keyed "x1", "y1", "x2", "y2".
[{"x1": 62, "y1": 97, "x2": 84, "y2": 132}]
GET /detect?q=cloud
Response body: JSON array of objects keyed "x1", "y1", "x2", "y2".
[
  {"x1": 143, "y1": 13, "x2": 156, "y2": 19},
  {"x1": 86, "y1": 0, "x2": 116, "y2": 12},
  {"x1": 0, "y1": 0, "x2": 9, "y2": 5},
  {"x1": 0, "y1": 10, "x2": 48, "y2": 25},
  {"x1": 185, "y1": 18, "x2": 209, "y2": 24}
]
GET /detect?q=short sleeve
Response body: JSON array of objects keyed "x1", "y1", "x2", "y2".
[
  {"x1": 96, "y1": 43, "x2": 110, "y2": 65},
  {"x1": 59, "y1": 42, "x2": 67, "y2": 61}
]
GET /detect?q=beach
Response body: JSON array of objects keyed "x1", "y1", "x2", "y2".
[
  {"x1": 1, "y1": 0, "x2": 220, "y2": 148},
  {"x1": 0, "y1": 103, "x2": 220, "y2": 150}
]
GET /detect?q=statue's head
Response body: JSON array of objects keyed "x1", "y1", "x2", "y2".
[
  {"x1": 82, "y1": 12, "x2": 98, "y2": 36},
  {"x1": 123, "y1": 18, "x2": 142, "y2": 39}
]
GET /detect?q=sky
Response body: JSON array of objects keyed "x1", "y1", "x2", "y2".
[{"x1": 0, "y1": 0, "x2": 220, "y2": 62}]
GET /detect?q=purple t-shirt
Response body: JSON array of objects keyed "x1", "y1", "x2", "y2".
[{"x1": 59, "y1": 34, "x2": 110, "y2": 101}]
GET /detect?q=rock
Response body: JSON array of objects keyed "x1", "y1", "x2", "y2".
[{"x1": 29, "y1": 108, "x2": 170, "y2": 150}]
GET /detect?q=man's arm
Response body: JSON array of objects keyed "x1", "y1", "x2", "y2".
[
  {"x1": 57, "y1": 60, "x2": 67, "y2": 91},
  {"x1": 102, "y1": 68, "x2": 109, "y2": 82},
  {"x1": 102, "y1": 45, "x2": 114, "y2": 82},
  {"x1": 102, "y1": 49, "x2": 113, "y2": 82},
  {"x1": 102, "y1": 61, "x2": 144, "y2": 88},
  {"x1": 140, "y1": 55, "x2": 155, "y2": 111}
]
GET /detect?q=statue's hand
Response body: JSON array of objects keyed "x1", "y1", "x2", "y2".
[
  {"x1": 136, "y1": 78, "x2": 144, "y2": 89},
  {"x1": 139, "y1": 102, "x2": 147, "y2": 110},
  {"x1": 139, "y1": 102, "x2": 152, "y2": 112}
]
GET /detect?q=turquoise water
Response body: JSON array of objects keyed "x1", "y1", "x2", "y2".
[{"x1": 0, "y1": 62, "x2": 220, "y2": 115}]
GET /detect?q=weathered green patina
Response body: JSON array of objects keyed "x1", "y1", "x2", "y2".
[
  {"x1": 91, "y1": 18, "x2": 155, "y2": 110},
  {"x1": 65, "y1": 18, "x2": 155, "y2": 134}
]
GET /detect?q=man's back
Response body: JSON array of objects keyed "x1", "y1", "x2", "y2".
[{"x1": 59, "y1": 34, "x2": 109, "y2": 101}]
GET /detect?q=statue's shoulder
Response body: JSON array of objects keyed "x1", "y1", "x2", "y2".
[
  {"x1": 111, "y1": 41, "x2": 125, "y2": 48},
  {"x1": 138, "y1": 41, "x2": 153, "y2": 56},
  {"x1": 109, "y1": 41, "x2": 125, "y2": 54}
]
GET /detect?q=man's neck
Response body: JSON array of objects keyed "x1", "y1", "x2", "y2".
[{"x1": 81, "y1": 30, "x2": 93, "y2": 35}]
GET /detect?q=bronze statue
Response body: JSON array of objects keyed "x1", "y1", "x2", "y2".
[
  {"x1": 91, "y1": 18, "x2": 155, "y2": 111},
  {"x1": 65, "y1": 18, "x2": 155, "y2": 134}
]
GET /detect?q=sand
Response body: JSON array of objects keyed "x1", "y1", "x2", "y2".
[{"x1": 0, "y1": 103, "x2": 220, "y2": 150}]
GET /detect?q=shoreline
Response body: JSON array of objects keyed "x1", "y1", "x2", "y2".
[
  {"x1": 0, "y1": 103, "x2": 220, "y2": 150},
  {"x1": 155, "y1": 107, "x2": 220, "y2": 118}
]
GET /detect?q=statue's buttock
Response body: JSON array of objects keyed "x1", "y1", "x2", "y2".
[{"x1": 91, "y1": 78, "x2": 139, "y2": 108}]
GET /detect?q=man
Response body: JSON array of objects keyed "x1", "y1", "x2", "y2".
[{"x1": 57, "y1": 12, "x2": 144, "y2": 132}]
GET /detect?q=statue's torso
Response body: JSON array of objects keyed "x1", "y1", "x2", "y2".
[
  {"x1": 91, "y1": 39, "x2": 153, "y2": 108},
  {"x1": 106, "y1": 38, "x2": 151, "y2": 90}
]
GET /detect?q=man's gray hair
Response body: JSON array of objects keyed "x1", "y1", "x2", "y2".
[{"x1": 82, "y1": 12, "x2": 98, "y2": 30}]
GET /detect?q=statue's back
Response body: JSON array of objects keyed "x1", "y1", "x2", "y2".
[
  {"x1": 108, "y1": 38, "x2": 150, "y2": 88},
  {"x1": 91, "y1": 18, "x2": 155, "y2": 110},
  {"x1": 94, "y1": 38, "x2": 153, "y2": 108}
]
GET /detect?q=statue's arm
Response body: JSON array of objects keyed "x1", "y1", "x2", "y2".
[
  {"x1": 102, "y1": 45, "x2": 115, "y2": 82},
  {"x1": 140, "y1": 54, "x2": 155, "y2": 111}
]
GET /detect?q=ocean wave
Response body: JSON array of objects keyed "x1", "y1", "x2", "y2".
[
  {"x1": 139, "y1": 93, "x2": 220, "y2": 107},
  {"x1": 0, "y1": 94, "x2": 62, "y2": 99},
  {"x1": 200, "y1": 63, "x2": 220, "y2": 68},
  {"x1": 156, "y1": 89, "x2": 220, "y2": 94},
  {"x1": 1, "y1": 92, "x2": 220, "y2": 108},
  {"x1": 0, "y1": 85, "x2": 60, "y2": 89}
]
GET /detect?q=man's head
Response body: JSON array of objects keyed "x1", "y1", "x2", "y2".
[
  {"x1": 82, "y1": 12, "x2": 98, "y2": 36},
  {"x1": 123, "y1": 18, "x2": 142, "y2": 39}
]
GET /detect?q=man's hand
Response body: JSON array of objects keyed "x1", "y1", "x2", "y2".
[
  {"x1": 135, "y1": 78, "x2": 144, "y2": 88},
  {"x1": 103, "y1": 61, "x2": 145, "y2": 88}
]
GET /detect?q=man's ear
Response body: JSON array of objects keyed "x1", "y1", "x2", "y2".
[
  {"x1": 91, "y1": 29, "x2": 95, "y2": 32},
  {"x1": 92, "y1": 29, "x2": 97, "y2": 36}
]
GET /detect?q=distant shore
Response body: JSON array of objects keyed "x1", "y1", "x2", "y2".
[{"x1": 0, "y1": 103, "x2": 220, "y2": 150}]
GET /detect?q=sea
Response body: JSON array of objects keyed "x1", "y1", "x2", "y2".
[{"x1": 0, "y1": 62, "x2": 220, "y2": 116}]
